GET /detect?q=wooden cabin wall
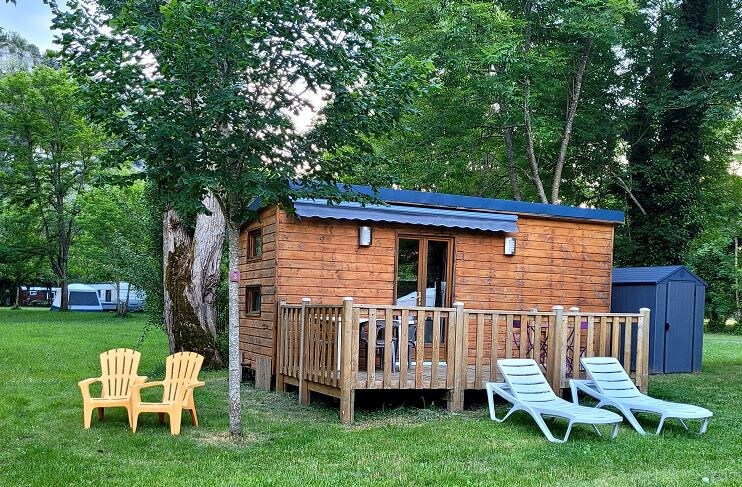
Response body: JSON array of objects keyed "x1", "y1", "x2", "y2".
[
  {"x1": 274, "y1": 210, "x2": 397, "y2": 305},
  {"x1": 273, "y1": 211, "x2": 614, "y2": 311},
  {"x1": 454, "y1": 217, "x2": 614, "y2": 312},
  {"x1": 239, "y1": 207, "x2": 615, "y2": 371},
  {"x1": 239, "y1": 207, "x2": 278, "y2": 369}
]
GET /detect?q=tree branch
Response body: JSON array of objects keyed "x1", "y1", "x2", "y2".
[{"x1": 551, "y1": 36, "x2": 593, "y2": 204}]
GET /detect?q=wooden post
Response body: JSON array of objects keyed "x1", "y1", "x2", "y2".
[
  {"x1": 339, "y1": 297, "x2": 355, "y2": 424},
  {"x1": 448, "y1": 302, "x2": 465, "y2": 412},
  {"x1": 255, "y1": 356, "x2": 272, "y2": 390},
  {"x1": 298, "y1": 297, "x2": 311, "y2": 406},
  {"x1": 637, "y1": 307, "x2": 651, "y2": 393},
  {"x1": 275, "y1": 300, "x2": 287, "y2": 392},
  {"x1": 550, "y1": 306, "x2": 565, "y2": 393}
]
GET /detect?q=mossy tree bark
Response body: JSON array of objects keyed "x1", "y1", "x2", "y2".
[{"x1": 163, "y1": 192, "x2": 225, "y2": 369}]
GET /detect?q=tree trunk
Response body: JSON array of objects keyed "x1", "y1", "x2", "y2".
[
  {"x1": 735, "y1": 235, "x2": 740, "y2": 319},
  {"x1": 551, "y1": 37, "x2": 593, "y2": 204},
  {"x1": 503, "y1": 125, "x2": 521, "y2": 200},
  {"x1": 13, "y1": 285, "x2": 20, "y2": 309},
  {"x1": 116, "y1": 280, "x2": 123, "y2": 316},
  {"x1": 163, "y1": 192, "x2": 225, "y2": 368},
  {"x1": 522, "y1": 0, "x2": 548, "y2": 204},
  {"x1": 226, "y1": 220, "x2": 242, "y2": 436},
  {"x1": 60, "y1": 280, "x2": 68, "y2": 311},
  {"x1": 124, "y1": 283, "x2": 131, "y2": 317}
]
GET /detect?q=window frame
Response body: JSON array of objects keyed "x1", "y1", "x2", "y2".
[
  {"x1": 247, "y1": 228, "x2": 263, "y2": 260},
  {"x1": 245, "y1": 286, "x2": 262, "y2": 316}
]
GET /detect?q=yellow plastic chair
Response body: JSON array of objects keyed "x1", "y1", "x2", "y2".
[
  {"x1": 130, "y1": 351, "x2": 205, "y2": 435},
  {"x1": 78, "y1": 348, "x2": 147, "y2": 429}
]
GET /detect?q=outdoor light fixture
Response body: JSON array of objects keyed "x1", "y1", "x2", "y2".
[
  {"x1": 504, "y1": 237, "x2": 516, "y2": 256},
  {"x1": 359, "y1": 226, "x2": 373, "y2": 247}
]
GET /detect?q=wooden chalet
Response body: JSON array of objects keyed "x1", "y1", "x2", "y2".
[{"x1": 239, "y1": 186, "x2": 651, "y2": 422}]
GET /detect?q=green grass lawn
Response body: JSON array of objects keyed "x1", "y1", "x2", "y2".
[{"x1": 0, "y1": 308, "x2": 740, "y2": 486}]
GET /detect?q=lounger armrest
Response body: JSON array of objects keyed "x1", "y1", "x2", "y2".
[
  {"x1": 485, "y1": 382, "x2": 517, "y2": 404},
  {"x1": 78, "y1": 377, "x2": 103, "y2": 400},
  {"x1": 569, "y1": 379, "x2": 601, "y2": 404}
]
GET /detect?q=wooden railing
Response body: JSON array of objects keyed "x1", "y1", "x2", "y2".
[
  {"x1": 462, "y1": 307, "x2": 651, "y2": 393},
  {"x1": 461, "y1": 310, "x2": 559, "y2": 390},
  {"x1": 275, "y1": 299, "x2": 344, "y2": 402},
  {"x1": 276, "y1": 303, "x2": 302, "y2": 380},
  {"x1": 275, "y1": 298, "x2": 650, "y2": 423},
  {"x1": 351, "y1": 304, "x2": 458, "y2": 390},
  {"x1": 558, "y1": 310, "x2": 650, "y2": 391}
]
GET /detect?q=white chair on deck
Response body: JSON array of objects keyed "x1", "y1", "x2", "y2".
[
  {"x1": 571, "y1": 357, "x2": 712, "y2": 435},
  {"x1": 486, "y1": 358, "x2": 622, "y2": 443}
]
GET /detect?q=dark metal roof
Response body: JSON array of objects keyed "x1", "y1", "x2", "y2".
[
  {"x1": 348, "y1": 185, "x2": 625, "y2": 224},
  {"x1": 612, "y1": 266, "x2": 707, "y2": 286},
  {"x1": 294, "y1": 199, "x2": 518, "y2": 233}
]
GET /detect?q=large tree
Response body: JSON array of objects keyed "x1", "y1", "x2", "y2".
[
  {"x1": 0, "y1": 66, "x2": 105, "y2": 310},
  {"x1": 374, "y1": 0, "x2": 631, "y2": 204},
  {"x1": 55, "y1": 0, "x2": 427, "y2": 434},
  {"x1": 0, "y1": 202, "x2": 49, "y2": 308},
  {"x1": 70, "y1": 181, "x2": 151, "y2": 316},
  {"x1": 616, "y1": 0, "x2": 741, "y2": 266}
]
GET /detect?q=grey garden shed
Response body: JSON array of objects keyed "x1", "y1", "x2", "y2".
[{"x1": 611, "y1": 266, "x2": 706, "y2": 374}]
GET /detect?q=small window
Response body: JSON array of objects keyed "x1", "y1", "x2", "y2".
[
  {"x1": 69, "y1": 292, "x2": 99, "y2": 306},
  {"x1": 30, "y1": 291, "x2": 37, "y2": 296},
  {"x1": 105, "y1": 290, "x2": 112, "y2": 302},
  {"x1": 248, "y1": 229, "x2": 263, "y2": 259},
  {"x1": 245, "y1": 286, "x2": 261, "y2": 316}
]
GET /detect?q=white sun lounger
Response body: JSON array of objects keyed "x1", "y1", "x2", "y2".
[
  {"x1": 571, "y1": 357, "x2": 712, "y2": 435},
  {"x1": 485, "y1": 358, "x2": 622, "y2": 443}
]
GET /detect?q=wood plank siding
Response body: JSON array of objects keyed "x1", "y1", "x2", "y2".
[
  {"x1": 239, "y1": 207, "x2": 278, "y2": 368},
  {"x1": 240, "y1": 207, "x2": 616, "y2": 372}
]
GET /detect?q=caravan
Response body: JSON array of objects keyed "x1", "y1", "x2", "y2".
[
  {"x1": 50, "y1": 284, "x2": 103, "y2": 311},
  {"x1": 89, "y1": 282, "x2": 146, "y2": 311}
]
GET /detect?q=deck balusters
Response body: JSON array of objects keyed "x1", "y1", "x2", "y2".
[{"x1": 275, "y1": 299, "x2": 650, "y2": 423}]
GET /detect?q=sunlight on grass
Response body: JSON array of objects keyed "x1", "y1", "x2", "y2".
[{"x1": 0, "y1": 308, "x2": 740, "y2": 486}]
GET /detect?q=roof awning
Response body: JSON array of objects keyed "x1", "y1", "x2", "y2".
[{"x1": 293, "y1": 199, "x2": 518, "y2": 233}]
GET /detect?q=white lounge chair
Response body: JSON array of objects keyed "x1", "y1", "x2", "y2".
[
  {"x1": 571, "y1": 357, "x2": 712, "y2": 435},
  {"x1": 485, "y1": 358, "x2": 623, "y2": 443}
]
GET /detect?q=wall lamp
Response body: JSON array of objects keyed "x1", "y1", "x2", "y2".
[
  {"x1": 359, "y1": 226, "x2": 373, "y2": 247},
  {"x1": 504, "y1": 237, "x2": 516, "y2": 256}
]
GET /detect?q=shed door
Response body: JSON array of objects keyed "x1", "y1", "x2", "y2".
[{"x1": 664, "y1": 281, "x2": 696, "y2": 373}]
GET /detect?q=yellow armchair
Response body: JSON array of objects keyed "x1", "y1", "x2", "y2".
[
  {"x1": 78, "y1": 348, "x2": 147, "y2": 429},
  {"x1": 130, "y1": 352, "x2": 205, "y2": 435}
]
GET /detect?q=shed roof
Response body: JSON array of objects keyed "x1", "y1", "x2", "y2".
[
  {"x1": 611, "y1": 266, "x2": 707, "y2": 286},
  {"x1": 294, "y1": 199, "x2": 518, "y2": 233}
]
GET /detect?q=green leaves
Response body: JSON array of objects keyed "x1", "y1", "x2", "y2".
[
  {"x1": 54, "y1": 0, "x2": 425, "y2": 226},
  {"x1": 618, "y1": 0, "x2": 741, "y2": 267},
  {"x1": 0, "y1": 66, "x2": 108, "y2": 288}
]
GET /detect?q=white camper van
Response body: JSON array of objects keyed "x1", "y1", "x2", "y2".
[
  {"x1": 89, "y1": 283, "x2": 146, "y2": 311},
  {"x1": 50, "y1": 284, "x2": 103, "y2": 311}
]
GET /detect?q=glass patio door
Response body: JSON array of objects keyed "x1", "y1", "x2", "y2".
[
  {"x1": 395, "y1": 236, "x2": 453, "y2": 362},
  {"x1": 395, "y1": 237, "x2": 453, "y2": 308}
]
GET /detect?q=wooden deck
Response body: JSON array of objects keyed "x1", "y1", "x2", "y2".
[{"x1": 275, "y1": 299, "x2": 650, "y2": 423}]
